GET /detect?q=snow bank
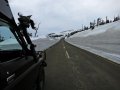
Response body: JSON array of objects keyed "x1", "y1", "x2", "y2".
[
  {"x1": 33, "y1": 38, "x2": 59, "y2": 51},
  {"x1": 66, "y1": 20, "x2": 120, "y2": 64},
  {"x1": 70, "y1": 20, "x2": 120, "y2": 38}
]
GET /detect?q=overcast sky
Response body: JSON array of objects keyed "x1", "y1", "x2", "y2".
[{"x1": 9, "y1": 0, "x2": 120, "y2": 37}]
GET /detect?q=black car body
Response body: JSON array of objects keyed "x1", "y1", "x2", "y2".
[{"x1": 0, "y1": 0, "x2": 46, "y2": 90}]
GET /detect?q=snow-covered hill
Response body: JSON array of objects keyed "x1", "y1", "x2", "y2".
[{"x1": 66, "y1": 20, "x2": 120, "y2": 64}]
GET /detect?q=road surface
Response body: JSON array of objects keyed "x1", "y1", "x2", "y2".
[{"x1": 44, "y1": 39, "x2": 120, "y2": 90}]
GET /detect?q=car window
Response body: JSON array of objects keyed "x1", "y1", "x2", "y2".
[{"x1": 0, "y1": 21, "x2": 22, "y2": 50}]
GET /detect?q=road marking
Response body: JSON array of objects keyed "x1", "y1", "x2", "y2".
[
  {"x1": 63, "y1": 43, "x2": 66, "y2": 49},
  {"x1": 63, "y1": 42, "x2": 70, "y2": 59},
  {"x1": 66, "y1": 50, "x2": 70, "y2": 59}
]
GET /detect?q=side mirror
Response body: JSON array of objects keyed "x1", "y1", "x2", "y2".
[
  {"x1": 37, "y1": 51, "x2": 47, "y2": 67},
  {"x1": 37, "y1": 51, "x2": 46, "y2": 60}
]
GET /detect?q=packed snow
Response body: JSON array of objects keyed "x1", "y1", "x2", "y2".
[{"x1": 66, "y1": 20, "x2": 120, "y2": 64}]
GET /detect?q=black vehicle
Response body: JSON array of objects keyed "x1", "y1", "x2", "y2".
[{"x1": 0, "y1": 0, "x2": 46, "y2": 90}]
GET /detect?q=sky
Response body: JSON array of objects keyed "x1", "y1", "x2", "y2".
[{"x1": 9, "y1": 0, "x2": 120, "y2": 37}]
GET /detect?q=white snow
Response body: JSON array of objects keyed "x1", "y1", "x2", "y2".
[
  {"x1": 30, "y1": 35, "x2": 47, "y2": 41},
  {"x1": 33, "y1": 38, "x2": 59, "y2": 51},
  {"x1": 70, "y1": 21, "x2": 120, "y2": 38},
  {"x1": 31, "y1": 36, "x2": 59, "y2": 51},
  {"x1": 66, "y1": 20, "x2": 120, "y2": 64}
]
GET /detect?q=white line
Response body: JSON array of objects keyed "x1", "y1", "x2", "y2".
[
  {"x1": 63, "y1": 42, "x2": 70, "y2": 59},
  {"x1": 66, "y1": 50, "x2": 70, "y2": 59},
  {"x1": 63, "y1": 43, "x2": 66, "y2": 49}
]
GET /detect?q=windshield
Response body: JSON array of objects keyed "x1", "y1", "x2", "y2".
[{"x1": 0, "y1": 21, "x2": 22, "y2": 50}]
